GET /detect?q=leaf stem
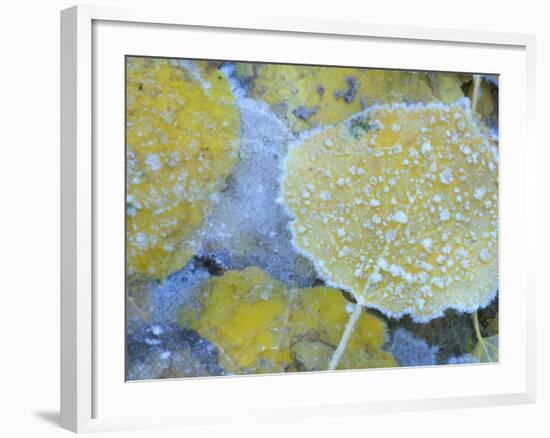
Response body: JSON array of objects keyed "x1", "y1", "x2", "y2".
[
  {"x1": 472, "y1": 311, "x2": 483, "y2": 341},
  {"x1": 328, "y1": 301, "x2": 363, "y2": 370},
  {"x1": 472, "y1": 74, "x2": 481, "y2": 114},
  {"x1": 472, "y1": 311, "x2": 490, "y2": 359}
]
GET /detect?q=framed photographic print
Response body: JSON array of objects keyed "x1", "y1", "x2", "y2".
[{"x1": 61, "y1": 4, "x2": 536, "y2": 433}]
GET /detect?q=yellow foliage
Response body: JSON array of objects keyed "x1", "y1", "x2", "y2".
[
  {"x1": 471, "y1": 311, "x2": 498, "y2": 362},
  {"x1": 248, "y1": 65, "x2": 435, "y2": 132},
  {"x1": 475, "y1": 81, "x2": 495, "y2": 121},
  {"x1": 486, "y1": 313, "x2": 499, "y2": 336},
  {"x1": 472, "y1": 335, "x2": 499, "y2": 363},
  {"x1": 291, "y1": 341, "x2": 334, "y2": 371},
  {"x1": 234, "y1": 62, "x2": 255, "y2": 80},
  {"x1": 433, "y1": 73, "x2": 468, "y2": 104},
  {"x1": 126, "y1": 274, "x2": 153, "y2": 333},
  {"x1": 282, "y1": 102, "x2": 498, "y2": 322},
  {"x1": 126, "y1": 58, "x2": 240, "y2": 279},
  {"x1": 290, "y1": 287, "x2": 397, "y2": 370},
  {"x1": 180, "y1": 267, "x2": 292, "y2": 374},
  {"x1": 180, "y1": 267, "x2": 396, "y2": 374}
]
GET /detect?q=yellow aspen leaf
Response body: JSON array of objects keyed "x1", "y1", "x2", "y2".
[
  {"x1": 126, "y1": 58, "x2": 240, "y2": 280},
  {"x1": 180, "y1": 267, "x2": 396, "y2": 374},
  {"x1": 282, "y1": 101, "x2": 498, "y2": 322},
  {"x1": 180, "y1": 267, "x2": 292, "y2": 374},
  {"x1": 290, "y1": 287, "x2": 397, "y2": 370},
  {"x1": 248, "y1": 65, "x2": 435, "y2": 132}
]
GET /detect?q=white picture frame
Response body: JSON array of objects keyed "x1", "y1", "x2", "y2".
[{"x1": 60, "y1": 4, "x2": 536, "y2": 433}]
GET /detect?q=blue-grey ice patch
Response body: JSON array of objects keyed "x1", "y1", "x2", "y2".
[
  {"x1": 483, "y1": 75, "x2": 499, "y2": 87},
  {"x1": 126, "y1": 323, "x2": 223, "y2": 380},
  {"x1": 149, "y1": 259, "x2": 211, "y2": 324},
  {"x1": 389, "y1": 328, "x2": 439, "y2": 367},
  {"x1": 194, "y1": 63, "x2": 317, "y2": 287},
  {"x1": 447, "y1": 354, "x2": 480, "y2": 365}
]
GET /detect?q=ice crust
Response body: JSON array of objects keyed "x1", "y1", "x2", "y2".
[{"x1": 193, "y1": 64, "x2": 317, "y2": 287}]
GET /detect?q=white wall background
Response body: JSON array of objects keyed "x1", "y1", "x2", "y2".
[{"x1": 0, "y1": 0, "x2": 546, "y2": 436}]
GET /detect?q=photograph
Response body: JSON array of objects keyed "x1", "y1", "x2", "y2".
[{"x1": 125, "y1": 56, "x2": 499, "y2": 380}]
